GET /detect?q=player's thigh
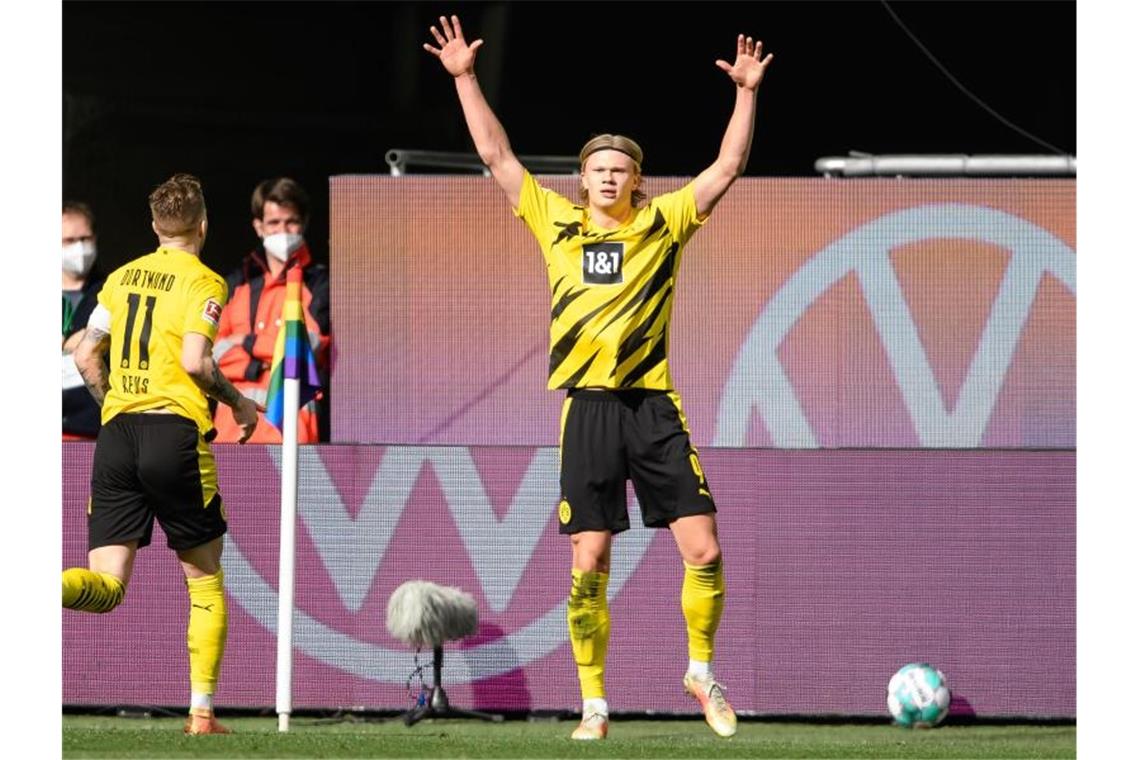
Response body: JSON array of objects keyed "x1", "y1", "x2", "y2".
[
  {"x1": 626, "y1": 392, "x2": 715, "y2": 528},
  {"x1": 135, "y1": 416, "x2": 227, "y2": 552},
  {"x1": 558, "y1": 392, "x2": 630, "y2": 535},
  {"x1": 89, "y1": 417, "x2": 154, "y2": 550}
]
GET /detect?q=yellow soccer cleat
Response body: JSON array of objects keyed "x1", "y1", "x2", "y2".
[
  {"x1": 570, "y1": 710, "x2": 609, "y2": 740},
  {"x1": 683, "y1": 672, "x2": 737, "y2": 738}
]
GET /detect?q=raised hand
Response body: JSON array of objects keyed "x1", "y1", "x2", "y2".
[
  {"x1": 423, "y1": 14, "x2": 484, "y2": 77},
  {"x1": 715, "y1": 35, "x2": 773, "y2": 91}
]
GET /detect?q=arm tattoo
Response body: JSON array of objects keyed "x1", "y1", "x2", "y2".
[
  {"x1": 78, "y1": 328, "x2": 112, "y2": 406},
  {"x1": 205, "y1": 359, "x2": 245, "y2": 408}
]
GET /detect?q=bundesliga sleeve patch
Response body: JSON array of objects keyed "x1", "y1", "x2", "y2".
[{"x1": 202, "y1": 298, "x2": 223, "y2": 326}]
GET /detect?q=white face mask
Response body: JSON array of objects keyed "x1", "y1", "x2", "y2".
[
  {"x1": 62, "y1": 240, "x2": 97, "y2": 277},
  {"x1": 262, "y1": 232, "x2": 304, "y2": 262}
]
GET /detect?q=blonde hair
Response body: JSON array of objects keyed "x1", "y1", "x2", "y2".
[
  {"x1": 579, "y1": 134, "x2": 646, "y2": 207},
  {"x1": 149, "y1": 173, "x2": 206, "y2": 237},
  {"x1": 579, "y1": 133, "x2": 644, "y2": 168}
]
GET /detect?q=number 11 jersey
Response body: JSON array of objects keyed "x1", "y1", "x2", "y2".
[{"x1": 96, "y1": 246, "x2": 228, "y2": 434}]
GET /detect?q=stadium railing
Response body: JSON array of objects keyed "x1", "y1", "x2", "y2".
[{"x1": 814, "y1": 153, "x2": 1076, "y2": 177}]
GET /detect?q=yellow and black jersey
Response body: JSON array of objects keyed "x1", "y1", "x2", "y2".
[
  {"x1": 514, "y1": 171, "x2": 705, "y2": 390},
  {"x1": 97, "y1": 246, "x2": 227, "y2": 434}
]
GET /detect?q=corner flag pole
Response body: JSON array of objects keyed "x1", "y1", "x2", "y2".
[
  {"x1": 275, "y1": 377, "x2": 300, "y2": 732},
  {"x1": 268, "y1": 264, "x2": 319, "y2": 733}
]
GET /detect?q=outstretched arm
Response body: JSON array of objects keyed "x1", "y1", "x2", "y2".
[
  {"x1": 693, "y1": 35, "x2": 774, "y2": 219},
  {"x1": 424, "y1": 14, "x2": 525, "y2": 208}
]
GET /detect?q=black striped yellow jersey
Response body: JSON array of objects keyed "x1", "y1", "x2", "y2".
[
  {"x1": 514, "y1": 171, "x2": 705, "y2": 390},
  {"x1": 96, "y1": 246, "x2": 228, "y2": 434}
]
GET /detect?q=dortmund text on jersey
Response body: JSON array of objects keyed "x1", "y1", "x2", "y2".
[
  {"x1": 514, "y1": 171, "x2": 705, "y2": 390},
  {"x1": 96, "y1": 247, "x2": 228, "y2": 435}
]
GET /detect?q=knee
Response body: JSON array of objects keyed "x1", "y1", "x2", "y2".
[
  {"x1": 684, "y1": 544, "x2": 722, "y2": 568},
  {"x1": 570, "y1": 534, "x2": 611, "y2": 574},
  {"x1": 572, "y1": 555, "x2": 609, "y2": 574}
]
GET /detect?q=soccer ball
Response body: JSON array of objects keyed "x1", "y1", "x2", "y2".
[{"x1": 886, "y1": 663, "x2": 951, "y2": 727}]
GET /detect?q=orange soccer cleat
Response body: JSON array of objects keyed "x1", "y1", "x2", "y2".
[
  {"x1": 683, "y1": 672, "x2": 737, "y2": 738},
  {"x1": 570, "y1": 710, "x2": 609, "y2": 740},
  {"x1": 184, "y1": 710, "x2": 232, "y2": 735}
]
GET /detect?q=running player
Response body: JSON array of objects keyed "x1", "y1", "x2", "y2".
[
  {"x1": 62, "y1": 173, "x2": 261, "y2": 735},
  {"x1": 424, "y1": 14, "x2": 773, "y2": 740}
]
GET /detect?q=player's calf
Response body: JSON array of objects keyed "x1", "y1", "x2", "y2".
[{"x1": 62, "y1": 568, "x2": 125, "y2": 613}]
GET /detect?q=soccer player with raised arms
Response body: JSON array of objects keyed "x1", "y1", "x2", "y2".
[
  {"x1": 425, "y1": 14, "x2": 773, "y2": 740},
  {"x1": 62, "y1": 174, "x2": 261, "y2": 735}
]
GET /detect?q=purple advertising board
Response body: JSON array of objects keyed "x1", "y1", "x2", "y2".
[
  {"x1": 330, "y1": 177, "x2": 1075, "y2": 448},
  {"x1": 63, "y1": 443, "x2": 1074, "y2": 718}
]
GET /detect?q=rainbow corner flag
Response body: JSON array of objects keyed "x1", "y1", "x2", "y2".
[{"x1": 265, "y1": 266, "x2": 321, "y2": 432}]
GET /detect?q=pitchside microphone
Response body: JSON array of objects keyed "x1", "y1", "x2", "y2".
[{"x1": 386, "y1": 580, "x2": 504, "y2": 725}]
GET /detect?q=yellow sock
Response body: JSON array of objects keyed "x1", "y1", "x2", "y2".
[
  {"x1": 62, "y1": 568, "x2": 125, "y2": 613},
  {"x1": 186, "y1": 571, "x2": 228, "y2": 698},
  {"x1": 681, "y1": 559, "x2": 725, "y2": 663},
  {"x1": 567, "y1": 569, "x2": 610, "y2": 700}
]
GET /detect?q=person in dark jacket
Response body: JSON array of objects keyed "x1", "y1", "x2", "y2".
[{"x1": 62, "y1": 200, "x2": 107, "y2": 438}]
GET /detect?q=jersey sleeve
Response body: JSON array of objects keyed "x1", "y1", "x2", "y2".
[
  {"x1": 513, "y1": 170, "x2": 575, "y2": 247},
  {"x1": 95, "y1": 273, "x2": 116, "y2": 312},
  {"x1": 86, "y1": 303, "x2": 111, "y2": 334},
  {"x1": 651, "y1": 181, "x2": 706, "y2": 247},
  {"x1": 183, "y1": 274, "x2": 228, "y2": 342}
]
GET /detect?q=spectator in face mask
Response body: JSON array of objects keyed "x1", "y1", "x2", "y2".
[
  {"x1": 62, "y1": 200, "x2": 107, "y2": 438},
  {"x1": 210, "y1": 177, "x2": 330, "y2": 443}
]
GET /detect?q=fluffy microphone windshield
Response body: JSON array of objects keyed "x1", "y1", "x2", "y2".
[{"x1": 386, "y1": 580, "x2": 478, "y2": 648}]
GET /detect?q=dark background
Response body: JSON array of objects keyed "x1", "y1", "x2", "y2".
[{"x1": 62, "y1": 0, "x2": 1075, "y2": 279}]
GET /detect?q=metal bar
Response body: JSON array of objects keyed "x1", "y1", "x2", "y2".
[
  {"x1": 385, "y1": 149, "x2": 579, "y2": 176},
  {"x1": 814, "y1": 154, "x2": 1076, "y2": 177}
]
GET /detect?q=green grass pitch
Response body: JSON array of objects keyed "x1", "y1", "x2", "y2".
[{"x1": 62, "y1": 714, "x2": 1075, "y2": 759}]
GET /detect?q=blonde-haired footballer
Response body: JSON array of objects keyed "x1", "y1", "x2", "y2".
[
  {"x1": 425, "y1": 14, "x2": 773, "y2": 740},
  {"x1": 62, "y1": 174, "x2": 261, "y2": 735}
]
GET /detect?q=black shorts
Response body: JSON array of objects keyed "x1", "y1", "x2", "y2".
[
  {"x1": 557, "y1": 389, "x2": 715, "y2": 535},
  {"x1": 89, "y1": 413, "x2": 227, "y2": 551}
]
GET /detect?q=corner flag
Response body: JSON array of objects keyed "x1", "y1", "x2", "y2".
[{"x1": 264, "y1": 265, "x2": 321, "y2": 431}]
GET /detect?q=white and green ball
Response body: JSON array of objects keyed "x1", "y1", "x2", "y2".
[{"x1": 887, "y1": 663, "x2": 951, "y2": 727}]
